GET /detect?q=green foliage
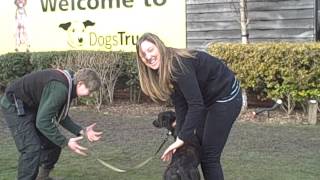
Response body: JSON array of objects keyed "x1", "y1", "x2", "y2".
[
  {"x1": 30, "y1": 51, "x2": 68, "y2": 70},
  {"x1": 121, "y1": 52, "x2": 141, "y2": 103},
  {"x1": 0, "y1": 52, "x2": 33, "y2": 91},
  {"x1": 208, "y1": 42, "x2": 320, "y2": 113},
  {"x1": 0, "y1": 51, "x2": 140, "y2": 103},
  {"x1": 121, "y1": 52, "x2": 138, "y2": 87}
]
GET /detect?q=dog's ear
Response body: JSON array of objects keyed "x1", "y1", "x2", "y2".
[
  {"x1": 152, "y1": 119, "x2": 160, "y2": 128},
  {"x1": 59, "y1": 22, "x2": 71, "y2": 31},
  {"x1": 83, "y1": 20, "x2": 95, "y2": 28},
  {"x1": 168, "y1": 111, "x2": 176, "y2": 121},
  {"x1": 159, "y1": 110, "x2": 175, "y2": 119}
]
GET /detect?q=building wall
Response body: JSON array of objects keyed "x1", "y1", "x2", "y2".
[{"x1": 187, "y1": 0, "x2": 317, "y2": 49}]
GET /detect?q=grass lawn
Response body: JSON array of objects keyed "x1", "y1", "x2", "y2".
[{"x1": 1, "y1": 107, "x2": 320, "y2": 180}]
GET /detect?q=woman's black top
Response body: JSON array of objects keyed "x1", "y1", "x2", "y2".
[{"x1": 171, "y1": 51, "x2": 238, "y2": 142}]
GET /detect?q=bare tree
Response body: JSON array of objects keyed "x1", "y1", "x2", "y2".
[
  {"x1": 100, "y1": 52, "x2": 123, "y2": 105},
  {"x1": 239, "y1": 0, "x2": 249, "y2": 44},
  {"x1": 229, "y1": 0, "x2": 250, "y2": 44},
  {"x1": 53, "y1": 51, "x2": 123, "y2": 110}
]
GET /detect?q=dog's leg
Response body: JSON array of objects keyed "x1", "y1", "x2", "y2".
[
  {"x1": 164, "y1": 165, "x2": 180, "y2": 180},
  {"x1": 188, "y1": 168, "x2": 201, "y2": 180}
]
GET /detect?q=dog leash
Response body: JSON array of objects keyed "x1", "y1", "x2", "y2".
[{"x1": 86, "y1": 130, "x2": 172, "y2": 173}]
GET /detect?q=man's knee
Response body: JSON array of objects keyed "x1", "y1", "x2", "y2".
[
  {"x1": 15, "y1": 132, "x2": 41, "y2": 153},
  {"x1": 40, "y1": 145, "x2": 62, "y2": 170},
  {"x1": 21, "y1": 143, "x2": 41, "y2": 162}
]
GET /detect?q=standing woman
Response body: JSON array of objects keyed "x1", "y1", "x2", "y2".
[{"x1": 136, "y1": 33, "x2": 242, "y2": 180}]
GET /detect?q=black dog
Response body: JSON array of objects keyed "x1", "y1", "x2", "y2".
[{"x1": 153, "y1": 111, "x2": 201, "y2": 180}]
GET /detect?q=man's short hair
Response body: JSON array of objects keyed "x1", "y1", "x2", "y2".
[{"x1": 74, "y1": 68, "x2": 101, "y2": 92}]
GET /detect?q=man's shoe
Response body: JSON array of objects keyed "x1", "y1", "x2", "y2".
[{"x1": 36, "y1": 167, "x2": 64, "y2": 180}]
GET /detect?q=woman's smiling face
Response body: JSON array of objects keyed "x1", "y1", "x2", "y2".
[{"x1": 139, "y1": 40, "x2": 161, "y2": 70}]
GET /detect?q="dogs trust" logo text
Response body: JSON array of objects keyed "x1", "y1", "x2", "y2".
[{"x1": 58, "y1": 20, "x2": 139, "y2": 50}]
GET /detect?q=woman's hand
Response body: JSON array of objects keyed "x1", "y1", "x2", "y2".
[
  {"x1": 85, "y1": 123, "x2": 103, "y2": 142},
  {"x1": 68, "y1": 136, "x2": 88, "y2": 156},
  {"x1": 161, "y1": 137, "x2": 184, "y2": 162}
]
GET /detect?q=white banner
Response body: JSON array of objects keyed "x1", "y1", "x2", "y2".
[{"x1": 0, "y1": 0, "x2": 186, "y2": 54}]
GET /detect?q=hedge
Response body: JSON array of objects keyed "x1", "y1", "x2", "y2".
[
  {"x1": 1, "y1": 43, "x2": 319, "y2": 110},
  {"x1": 0, "y1": 51, "x2": 139, "y2": 104},
  {"x1": 208, "y1": 42, "x2": 320, "y2": 113}
]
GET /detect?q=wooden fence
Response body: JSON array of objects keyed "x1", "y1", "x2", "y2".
[{"x1": 187, "y1": 0, "x2": 319, "y2": 49}]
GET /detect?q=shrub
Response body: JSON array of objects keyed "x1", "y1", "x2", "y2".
[
  {"x1": 30, "y1": 51, "x2": 68, "y2": 70},
  {"x1": 0, "y1": 52, "x2": 33, "y2": 93},
  {"x1": 208, "y1": 42, "x2": 320, "y2": 114},
  {"x1": 0, "y1": 51, "x2": 137, "y2": 106},
  {"x1": 121, "y1": 52, "x2": 141, "y2": 103}
]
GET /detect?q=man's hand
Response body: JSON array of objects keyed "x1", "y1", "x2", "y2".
[
  {"x1": 161, "y1": 137, "x2": 184, "y2": 162},
  {"x1": 68, "y1": 136, "x2": 88, "y2": 156},
  {"x1": 85, "y1": 123, "x2": 102, "y2": 142}
]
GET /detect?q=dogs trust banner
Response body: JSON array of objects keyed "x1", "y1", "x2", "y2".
[{"x1": 0, "y1": 0, "x2": 186, "y2": 54}]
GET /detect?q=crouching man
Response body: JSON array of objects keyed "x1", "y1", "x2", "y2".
[{"x1": 0, "y1": 68, "x2": 102, "y2": 180}]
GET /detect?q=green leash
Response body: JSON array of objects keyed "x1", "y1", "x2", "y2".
[{"x1": 86, "y1": 131, "x2": 171, "y2": 173}]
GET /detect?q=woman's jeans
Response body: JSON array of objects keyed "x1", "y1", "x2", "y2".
[{"x1": 196, "y1": 91, "x2": 243, "y2": 180}]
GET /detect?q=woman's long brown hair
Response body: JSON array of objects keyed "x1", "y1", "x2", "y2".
[{"x1": 136, "y1": 33, "x2": 195, "y2": 102}]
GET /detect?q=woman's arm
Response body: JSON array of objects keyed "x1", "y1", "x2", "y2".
[{"x1": 174, "y1": 59, "x2": 206, "y2": 142}]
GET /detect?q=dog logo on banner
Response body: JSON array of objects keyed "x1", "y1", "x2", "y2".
[{"x1": 59, "y1": 20, "x2": 95, "y2": 48}]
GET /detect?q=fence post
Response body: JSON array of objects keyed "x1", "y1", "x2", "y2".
[{"x1": 308, "y1": 100, "x2": 318, "y2": 125}]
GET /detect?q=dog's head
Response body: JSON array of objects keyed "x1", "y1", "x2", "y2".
[
  {"x1": 59, "y1": 20, "x2": 95, "y2": 48},
  {"x1": 152, "y1": 110, "x2": 176, "y2": 135}
]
